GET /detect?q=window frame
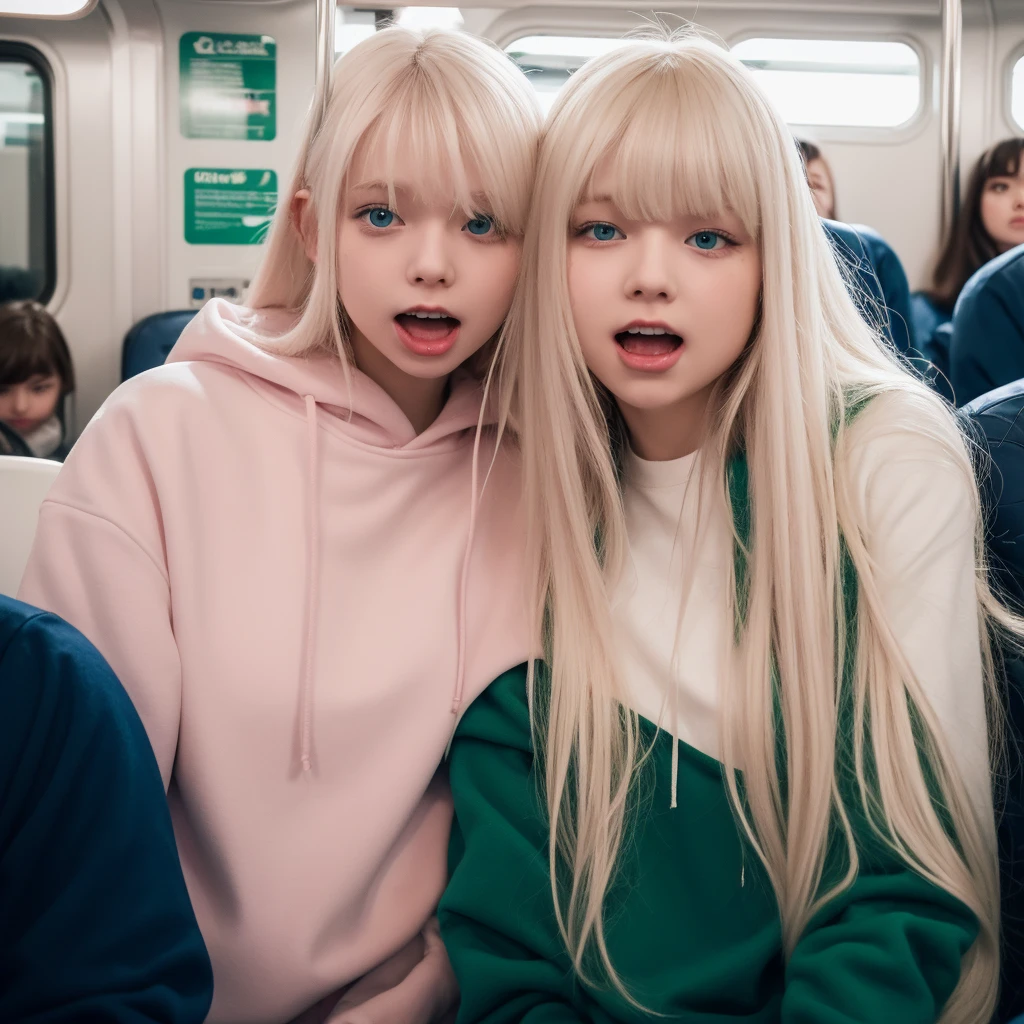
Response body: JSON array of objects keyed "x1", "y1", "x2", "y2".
[
  {"x1": 1007, "y1": 43, "x2": 1024, "y2": 135},
  {"x1": 0, "y1": 0, "x2": 98, "y2": 18},
  {"x1": 726, "y1": 29, "x2": 928, "y2": 140},
  {"x1": 0, "y1": 40, "x2": 56, "y2": 304}
]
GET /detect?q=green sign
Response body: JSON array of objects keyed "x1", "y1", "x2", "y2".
[
  {"x1": 185, "y1": 168, "x2": 278, "y2": 245},
  {"x1": 180, "y1": 32, "x2": 276, "y2": 141}
]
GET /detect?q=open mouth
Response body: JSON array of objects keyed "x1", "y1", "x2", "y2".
[
  {"x1": 395, "y1": 311, "x2": 461, "y2": 340},
  {"x1": 393, "y1": 310, "x2": 462, "y2": 356},
  {"x1": 614, "y1": 327, "x2": 683, "y2": 356}
]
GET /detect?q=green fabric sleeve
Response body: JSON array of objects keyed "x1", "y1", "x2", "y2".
[
  {"x1": 439, "y1": 665, "x2": 599, "y2": 1024},
  {"x1": 781, "y1": 847, "x2": 980, "y2": 1022}
]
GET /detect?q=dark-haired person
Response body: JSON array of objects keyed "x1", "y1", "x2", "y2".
[
  {"x1": 0, "y1": 593, "x2": 213, "y2": 1022},
  {"x1": 0, "y1": 299, "x2": 75, "y2": 459},
  {"x1": 912, "y1": 137, "x2": 1024, "y2": 353}
]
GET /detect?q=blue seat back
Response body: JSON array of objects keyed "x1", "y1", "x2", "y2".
[
  {"x1": 913, "y1": 322, "x2": 956, "y2": 404},
  {"x1": 121, "y1": 310, "x2": 198, "y2": 382},
  {"x1": 959, "y1": 381, "x2": 1024, "y2": 1021},
  {"x1": 821, "y1": 219, "x2": 913, "y2": 356},
  {"x1": 950, "y1": 245, "x2": 1024, "y2": 407},
  {"x1": 909, "y1": 291, "x2": 952, "y2": 355}
]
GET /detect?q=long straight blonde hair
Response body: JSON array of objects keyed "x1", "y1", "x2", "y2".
[
  {"x1": 246, "y1": 27, "x2": 540, "y2": 372},
  {"x1": 495, "y1": 32, "x2": 1014, "y2": 1020}
]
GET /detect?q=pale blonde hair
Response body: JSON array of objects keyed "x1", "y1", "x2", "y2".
[
  {"x1": 495, "y1": 32, "x2": 1013, "y2": 1020},
  {"x1": 246, "y1": 27, "x2": 541, "y2": 375}
]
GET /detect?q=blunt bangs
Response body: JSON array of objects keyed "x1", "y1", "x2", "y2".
[
  {"x1": 567, "y1": 44, "x2": 762, "y2": 240},
  {"x1": 354, "y1": 40, "x2": 537, "y2": 236},
  {"x1": 983, "y1": 137, "x2": 1024, "y2": 182}
]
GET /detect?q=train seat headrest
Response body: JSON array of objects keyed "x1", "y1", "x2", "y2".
[
  {"x1": 121, "y1": 309, "x2": 198, "y2": 381},
  {"x1": 821, "y1": 219, "x2": 913, "y2": 356},
  {"x1": 0, "y1": 456, "x2": 62, "y2": 598}
]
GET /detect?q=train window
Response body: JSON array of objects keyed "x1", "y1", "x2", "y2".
[
  {"x1": 396, "y1": 7, "x2": 463, "y2": 31},
  {"x1": 0, "y1": 44, "x2": 54, "y2": 304},
  {"x1": 731, "y1": 38, "x2": 920, "y2": 128},
  {"x1": 335, "y1": 7, "x2": 462, "y2": 55},
  {"x1": 0, "y1": 0, "x2": 94, "y2": 13},
  {"x1": 1012, "y1": 53, "x2": 1024, "y2": 131},
  {"x1": 336, "y1": 9, "x2": 378, "y2": 55},
  {"x1": 504, "y1": 36, "x2": 628, "y2": 115}
]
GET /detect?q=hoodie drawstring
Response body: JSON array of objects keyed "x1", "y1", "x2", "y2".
[
  {"x1": 444, "y1": 419, "x2": 485, "y2": 760},
  {"x1": 670, "y1": 676, "x2": 680, "y2": 810},
  {"x1": 298, "y1": 395, "x2": 321, "y2": 773}
]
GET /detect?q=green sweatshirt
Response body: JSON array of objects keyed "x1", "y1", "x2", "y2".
[
  {"x1": 439, "y1": 454, "x2": 979, "y2": 1023},
  {"x1": 439, "y1": 666, "x2": 977, "y2": 1023}
]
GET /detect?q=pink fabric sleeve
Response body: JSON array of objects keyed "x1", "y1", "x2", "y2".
[{"x1": 18, "y1": 414, "x2": 182, "y2": 788}]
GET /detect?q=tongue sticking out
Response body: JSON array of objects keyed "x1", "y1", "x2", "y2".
[
  {"x1": 616, "y1": 333, "x2": 681, "y2": 356},
  {"x1": 396, "y1": 314, "x2": 459, "y2": 340}
]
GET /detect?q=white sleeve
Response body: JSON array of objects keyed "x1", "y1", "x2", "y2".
[{"x1": 842, "y1": 395, "x2": 990, "y2": 811}]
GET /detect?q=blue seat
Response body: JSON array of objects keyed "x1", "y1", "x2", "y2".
[
  {"x1": 909, "y1": 291, "x2": 952, "y2": 355},
  {"x1": 949, "y1": 244, "x2": 1024, "y2": 407},
  {"x1": 916, "y1": 321, "x2": 955, "y2": 404},
  {"x1": 822, "y1": 219, "x2": 914, "y2": 356},
  {"x1": 959, "y1": 381, "x2": 1024, "y2": 1021},
  {"x1": 121, "y1": 310, "x2": 198, "y2": 382}
]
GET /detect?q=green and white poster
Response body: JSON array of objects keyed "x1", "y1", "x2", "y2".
[
  {"x1": 180, "y1": 32, "x2": 276, "y2": 141},
  {"x1": 184, "y1": 168, "x2": 278, "y2": 245}
]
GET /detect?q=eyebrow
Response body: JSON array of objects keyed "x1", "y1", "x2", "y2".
[{"x1": 578, "y1": 194, "x2": 616, "y2": 205}]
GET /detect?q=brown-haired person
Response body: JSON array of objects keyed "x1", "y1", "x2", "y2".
[
  {"x1": 913, "y1": 137, "x2": 1024, "y2": 352},
  {"x1": 796, "y1": 138, "x2": 838, "y2": 219},
  {"x1": 0, "y1": 300, "x2": 75, "y2": 460}
]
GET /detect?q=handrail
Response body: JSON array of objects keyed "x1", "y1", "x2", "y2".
[
  {"x1": 939, "y1": 0, "x2": 962, "y2": 239},
  {"x1": 313, "y1": 0, "x2": 336, "y2": 129}
]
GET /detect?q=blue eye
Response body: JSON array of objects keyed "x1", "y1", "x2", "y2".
[
  {"x1": 583, "y1": 223, "x2": 621, "y2": 242},
  {"x1": 364, "y1": 207, "x2": 395, "y2": 228},
  {"x1": 688, "y1": 230, "x2": 726, "y2": 251},
  {"x1": 465, "y1": 214, "x2": 494, "y2": 236}
]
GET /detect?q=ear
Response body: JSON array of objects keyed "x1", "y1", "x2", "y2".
[{"x1": 290, "y1": 188, "x2": 318, "y2": 264}]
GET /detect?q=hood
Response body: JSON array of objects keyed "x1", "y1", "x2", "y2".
[
  {"x1": 167, "y1": 298, "x2": 500, "y2": 772},
  {"x1": 167, "y1": 298, "x2": 492, "y2": 450}
]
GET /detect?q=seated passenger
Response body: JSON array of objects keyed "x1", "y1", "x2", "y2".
[
  {"x1": 0, "y1": 300, "x2": 74, "y2": 460},
  {"x1": 797, "y1": 138, "x2": 838, "y2": 219},
  {"x1": 0, "y1": 594, "x2": 213, "y2": 1022},
  {"x1": 441, "y1": 35, "x2": 1007, "y2": 1024},
  {"x1": 18, "y1": 28, "x2": 540, "y2": 1024},
  {"x1": 914, "y1": 136, "x2": 1024, "y2": 353},
  {"x1": 948, "y1": 243, "x2": 1024, "y2": 406},
  {"x1": 822, "y1": 217, "x2": 914, "y2": 355}
]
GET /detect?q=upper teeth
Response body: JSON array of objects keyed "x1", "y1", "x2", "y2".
[
  {"x1": 626, "y1": 326, "x2": 668, "y2": 335},
  {"x1": 409, "y1": 311, "x2": 448, "y2": 318}
]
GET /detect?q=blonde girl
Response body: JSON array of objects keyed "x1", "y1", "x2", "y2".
[
  {"x1": 20, "y1": 28, "x2": 540, "y2": 1024},
  {"x1": 439, "y1": 33, "x2": 1010, "y2": 1022}
]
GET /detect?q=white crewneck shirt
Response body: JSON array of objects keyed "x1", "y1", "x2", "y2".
[{"x1": 611, "y1": 394, "x2": 989, "y2": 805}]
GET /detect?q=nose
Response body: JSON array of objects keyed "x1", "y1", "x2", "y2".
[
  {"x1": 11, "y1": 388, "x2": 29, "y2": 414},
  {"x1": 623, "y1": 229, "x2": 678, "y2": 302},
  {"x1": 406, "y1": 221, "x2": 455, "y2": 288}
]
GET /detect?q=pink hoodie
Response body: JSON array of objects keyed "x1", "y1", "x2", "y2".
[{"x1": 18, "y1": 299, "x2": 533, "y2": 1024}]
